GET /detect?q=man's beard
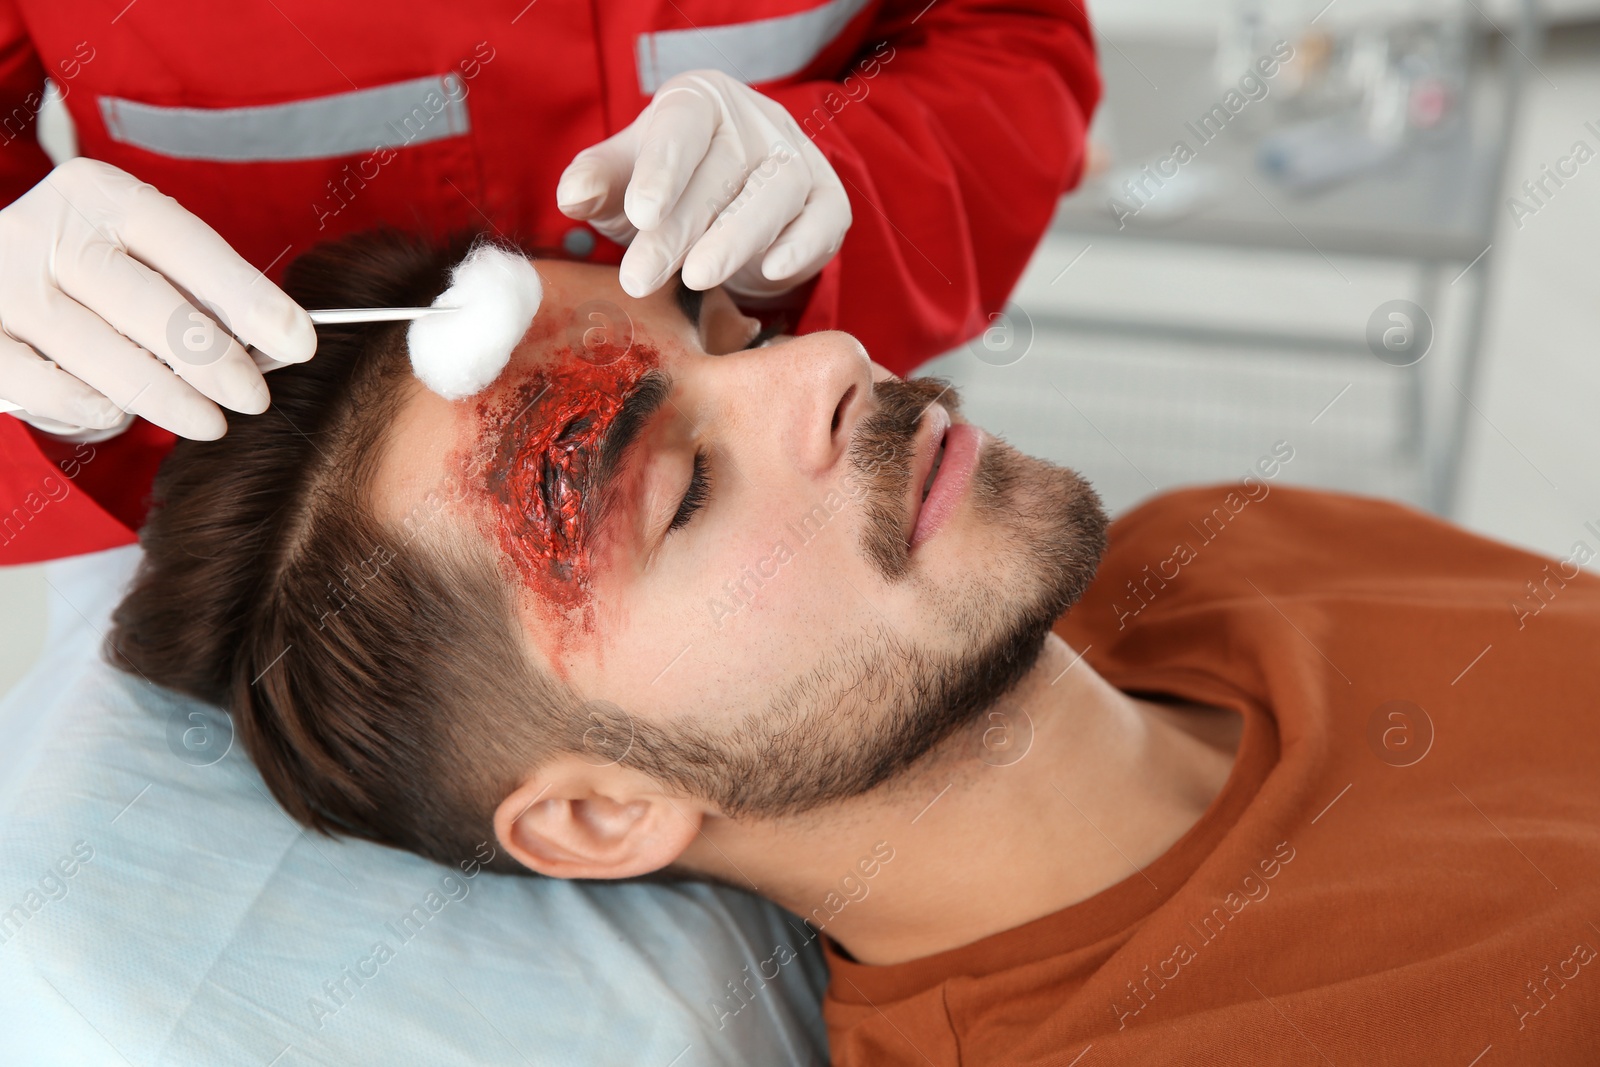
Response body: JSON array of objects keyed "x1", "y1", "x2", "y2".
[{"x1": 601, "y1": 377, "x2": 1109, "y2": 820}]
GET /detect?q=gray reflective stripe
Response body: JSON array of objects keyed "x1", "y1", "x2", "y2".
[
  {"x1": 635, "y1": 0, "x2": 873, "y2": 93},
  {"x1": 98, "y1": 74, "x2": 470, "y2": 163}
]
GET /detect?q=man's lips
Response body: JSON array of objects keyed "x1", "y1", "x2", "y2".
[{"x1": 905, "y1": 404, "x2": 979, "y2": 549}]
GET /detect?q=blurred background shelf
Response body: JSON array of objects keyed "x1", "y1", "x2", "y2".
[{"x1": 923, "y1": 4, "x2": 1600, "y2": 548}]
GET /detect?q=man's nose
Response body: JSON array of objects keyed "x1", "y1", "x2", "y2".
[{"x1": 758, "y1": 330, "x2": 873, "y2": 477}]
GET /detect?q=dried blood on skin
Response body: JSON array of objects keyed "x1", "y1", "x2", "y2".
[{"x1": 470, "y1": 341, "x2": 659, "y2": 621}]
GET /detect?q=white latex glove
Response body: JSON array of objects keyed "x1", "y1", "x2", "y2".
[
  {"x1": 0, "y1": 158, "x2": 316, "y2": 440},
  {"x1": 557, "y1": 69, "x2": 852, "y2": 300}
]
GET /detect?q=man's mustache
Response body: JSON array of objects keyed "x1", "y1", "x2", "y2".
[{"x1": 848, "y1": 376, "x2": 960, "y2": 582}]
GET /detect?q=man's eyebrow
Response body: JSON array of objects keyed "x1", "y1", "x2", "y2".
[{"x1": 585, "y1": 368, "x2": 674, "y2": 531}]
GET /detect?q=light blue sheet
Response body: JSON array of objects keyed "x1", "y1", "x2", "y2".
[{"x1": 0, "y1": 547, "x2": 828, "y2": 1066}]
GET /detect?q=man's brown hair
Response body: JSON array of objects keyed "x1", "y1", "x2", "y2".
[{"x1": 110, "y1": 230, "x2": 578, "y2": 873}]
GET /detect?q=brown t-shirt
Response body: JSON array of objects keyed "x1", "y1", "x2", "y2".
[{"x1": 823, "y1": 484, "x2": 1600, "y2": 1065}]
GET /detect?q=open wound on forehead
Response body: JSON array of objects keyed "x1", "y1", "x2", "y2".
[
  {"x1": 466, "y1": 342, "x2": 662, "y2": 630},
  {"x1": 408, "y1": 244, "x2": 544, "y2": 401}
]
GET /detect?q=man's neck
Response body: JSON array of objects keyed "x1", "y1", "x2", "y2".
[{"x1": 685, "y1": 636, "x2": 1243, "y2": 966}]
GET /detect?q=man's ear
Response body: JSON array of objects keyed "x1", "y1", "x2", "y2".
[{"x1": 493, "y1": 755, "x2": 704, "y2": 880}]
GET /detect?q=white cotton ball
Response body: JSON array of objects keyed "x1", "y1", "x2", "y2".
[{"x1": 407, "y1": 245, "x2": 543, "y2": 401}]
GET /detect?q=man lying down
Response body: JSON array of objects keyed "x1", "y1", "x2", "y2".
[{"x1": 110, "y1": 231, "x2": 1600, "y2": 1065}]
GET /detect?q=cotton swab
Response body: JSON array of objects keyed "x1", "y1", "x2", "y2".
[{"x1": 406, "y1": 245, "x2": 543, "y2": 401}]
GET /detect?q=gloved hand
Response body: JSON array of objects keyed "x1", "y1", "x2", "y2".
[
  {"x1": 557, "y1": 69, "x2": 852, "y2": 300},
  {"x1": 0, "y1": 157, "x2": 316, "y2": 440}
]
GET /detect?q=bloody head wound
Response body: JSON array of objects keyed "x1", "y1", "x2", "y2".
[{"x1": 464, "y1": 338, "x2": 662, "y2": 635}]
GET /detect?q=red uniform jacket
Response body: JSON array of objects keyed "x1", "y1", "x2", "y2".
[{"x1": 0, "y1": 0, "x2": 1097, "y2": 562}]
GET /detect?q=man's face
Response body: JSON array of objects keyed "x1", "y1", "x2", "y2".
[{"x1": 375, "y1": 259, "x2": 1108, "y2": 819}]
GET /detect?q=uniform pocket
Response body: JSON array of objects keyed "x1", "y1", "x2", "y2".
[{"x1": 86, "y1": 73, "x2": 487, "y2": 274}]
